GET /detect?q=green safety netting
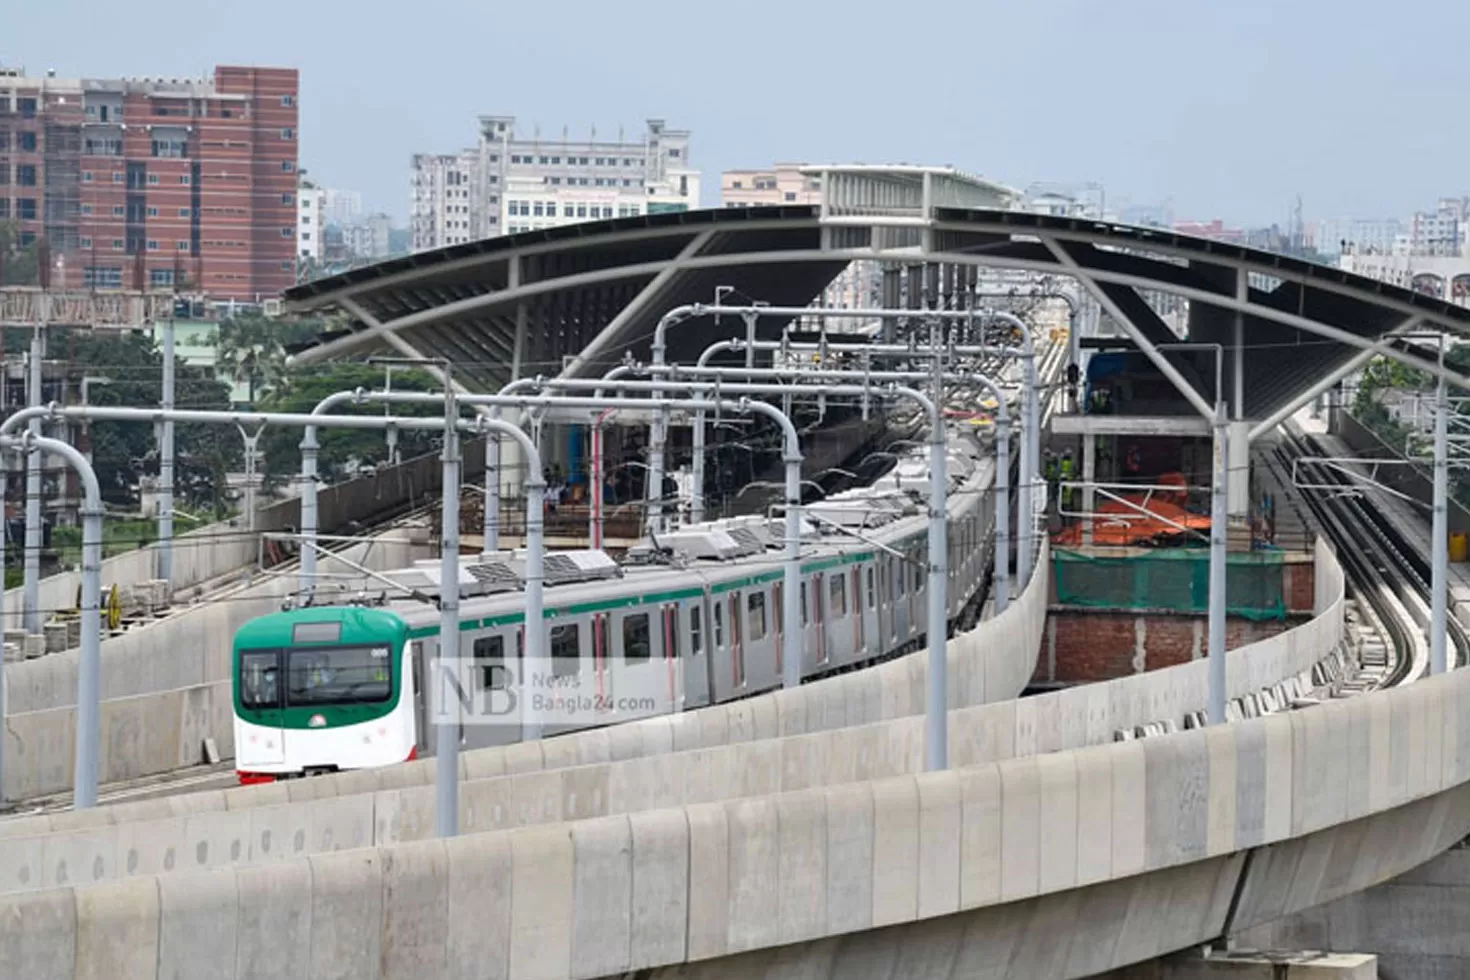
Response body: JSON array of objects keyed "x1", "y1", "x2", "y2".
[{"x1": 1052, "y1": 548, "x2": 1288, "y2": 621}]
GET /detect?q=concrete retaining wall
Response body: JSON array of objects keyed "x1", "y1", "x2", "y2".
[
  {"x1": 8, "y1": 610, "x2": 1469, "y2": 980},
  {"x1": 0, "y1": 540, "x2": 1348, "y2": 896},
  {"x1": 1, "y1": 528, "x2": 430, "y2": 800}
]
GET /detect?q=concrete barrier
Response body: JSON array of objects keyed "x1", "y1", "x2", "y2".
[
  {"x1": 0, "y1": 540, "x2": 1348, "y2": 889},
  {"x1": 17, "y1": 635, "x2": 1470, "y2": 979}
]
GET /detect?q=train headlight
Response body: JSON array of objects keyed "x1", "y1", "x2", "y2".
[{"x1": 308, "y1": 714, "x2": 326, "y2": 728}]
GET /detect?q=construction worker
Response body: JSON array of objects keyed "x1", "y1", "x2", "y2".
[
  {"x1": 1044, "y1": 450, "x2": 1060, "y2": 512},
  {"x1": 1059, "y1": 449, "x2": 1076, "y2": 511}
]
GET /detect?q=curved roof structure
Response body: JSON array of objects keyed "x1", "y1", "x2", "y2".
[{"x1": 284, "y1": 202, "x2": 1470, "y2": 420}]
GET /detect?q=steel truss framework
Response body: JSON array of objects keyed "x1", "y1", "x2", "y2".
[{"x1": 283, "y1": 206, "x2": 1470, "y2": 423}]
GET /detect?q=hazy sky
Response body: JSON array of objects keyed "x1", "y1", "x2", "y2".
[{"x1": 8, "y1": 0, "x2": 1465, "y2": 227}]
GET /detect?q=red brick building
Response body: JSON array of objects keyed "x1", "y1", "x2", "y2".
[{"x1": 0, "y1": 64, "x2": 299, "y2": 302}]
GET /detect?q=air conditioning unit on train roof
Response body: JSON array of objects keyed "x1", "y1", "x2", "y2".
[
  {"x1": 508, "y1": 548, "x2": 623, "y2": 586},
  {"x1": 708, "y1": 515, "x2": 776, "y2": 551},
  {"x1": 649, "y1": 528, "x2": 748, "y2": 561}
]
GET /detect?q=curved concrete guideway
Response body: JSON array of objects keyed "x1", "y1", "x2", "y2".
[
  {"x1": 0, "y1": 539, "x2": 1347, "y2": 903},
  {"x1": 6, "y1": 542, "x2": 1465, "y2": 980}
]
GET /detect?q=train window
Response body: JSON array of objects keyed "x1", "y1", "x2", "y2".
[
  {"x1": 690, "y1": 606, "x2": 703, "y2": 654},
  {"x1": 239, "y1": 649, "x2": 280, "y2": 709},
  {"x1": 285, "y1": 645, "x2": 392, "y2": 706},
  {"x1": 800, "y1": 581, "x2": 809, "y2": 626},
  {"x1": 747, "y1": 592, "x2": 767, "y2": 641},
  {"x1": 829, "y1": 574, "x2": 847, "y2": 617},
  {"x1": 550, "y1": 623, "x2": 580, "y2": 678},
  {"x1": 894, "y1": 558, "x2": 906, "y2": 598},
  {"x1": 623, "y1": 613, "x2": 652, "y2": 662},
  {"x1": 866, "y1": 567, "x2": 876, "y2": 608},
  {"x1": 713, "y1": 602, "x2": 724, "y2": 648},
  {"x1": 473, "y1": 635, "x2": 507, "y2": 691}
]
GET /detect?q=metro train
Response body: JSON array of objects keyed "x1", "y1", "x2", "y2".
[{"x1": 232, "y1": 422, "x2": 1001, "y2": 782}]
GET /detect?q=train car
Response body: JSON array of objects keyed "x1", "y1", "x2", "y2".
[{"x1": 233, "y1": 424, "x2": 1000, "y2": 782}]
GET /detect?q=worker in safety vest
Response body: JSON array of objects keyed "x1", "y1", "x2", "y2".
[
  {"x1": 1059, "y1": 450, "x2": 1076, "y2": 510},
  {"x1": 1044, "y1": 450, "x2": 1059, "y2": 510}
]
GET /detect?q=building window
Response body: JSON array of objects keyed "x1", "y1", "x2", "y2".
[
  {"x1": 669, "y1": 148, "x2": 681, "y2": 158},
  {"x1": 16, "y1": 198, "x2": 36, "y2": 220},
  {"x1": 281, "y1": 128, "x2": 294, "y2": 139},
  {"x1": 83, "y1": 266, "x2": 123, "y2": 288},
  {"x1": 302, "y1": 232, "x2": 311, "y2": 241},
  {"x1": 178, "y1": 207, "x2": 190, "y2": 218},
  {"x1": 112, "y1": 172, "x2": 124, "y2": 183},
  {"x1": 177, "y1": 241, "x2": 189, "y2": 251},
  {"x1": 488, "y1": 154, "x2": 498, "y2": 162},
  {"x1": 281, "y1": 160, "x2": 294, "y2": 173},
  {"x1": 784, "y1": 191, "x2": 797, "y2": 202},
  {"x1": 281, "y1": 94, "x2": 294, "y2": 107},
  {"x1": 146, "y1": 240, "x2": 159, "y2": 251},
  {"x1": 147, "y1": 173, "x2": 159, "y2": 185},
  {"x1": 281, "y1": 192, "x2": 293, "y2": 205},
  {"x1": 80, "y1": 204, "x2": 93, "y2": 216},
  {"x1": 549, "y1": 176, "x2": 561, "y2": 185},
  {"x1": 301, "y1": 214, "x2": 311, "y2": 225},
  {"x1": 281, "y1": 227, "x2": 293, "y2": 237},
  {"x1": 79, "y1": 237, "x2": 92, "y2": 249},
  {"x1": 82, "y1": 171, "x2": 94, "y2": 183},
  {"x1": 112, "y1": 239, "x2": 124, "y2": 251},
  {"x1": 112, "y1": 205, "x2": 124, "y2": 216},
  {"x1": 18, "y1": 131, "x2": 37, "y2": 152},
  {"x1": 545, "y1": 203, "x2": 557, "y2": 217},
  {"x1": 150, "y1": 269, "x2": 175, "y2": 287},
  {"x1": 488, "y1": 175, "x2": 498, "y2": 184},
  {"x1": 576, "y1": 205, "x2": 587, "y2": 218},
  {"x1": 150, "y1": 139, "x2": 186, "y2": 158},
  {"x1": 147, "y1": 207, "x2": 159, "y2": 217}
]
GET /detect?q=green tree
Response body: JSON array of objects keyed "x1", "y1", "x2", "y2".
[
  {"x1": 216, "y1": 313, "x2": 328, "y2": 407},
  {"x1": 0, "y1": 221, "x2": 40, "y2": 286},
  {"x1": 65, "y1": 329, "x2": 239, "y2": 510},
  {"x1": 256, "y1": 363, "x2": 445, "y2": 488}
]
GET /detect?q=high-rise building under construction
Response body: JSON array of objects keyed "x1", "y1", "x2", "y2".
[{"x1": 0, "y1": 64, "x2": 298, "y2": 302}]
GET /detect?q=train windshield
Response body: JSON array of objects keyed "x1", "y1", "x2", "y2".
[
  {"x1": 284, "y1": 645, "x2": 394, "y2": 706},
  {"x1": 239, "y1": 649, "x2": 281, "y2": 709}
]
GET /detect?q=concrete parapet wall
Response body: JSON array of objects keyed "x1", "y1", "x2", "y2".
[
  {"x1": 12, "y1": 644, "x2": 1470, "y2": 979},
  {"x1": 0, "y1": 540, "x2": 1347, "y2": 897}
]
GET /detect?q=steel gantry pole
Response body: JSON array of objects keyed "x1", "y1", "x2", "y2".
[
  {"x1": 3, "y1": 433, "x2": 104, "y2": 808},
  {"x1": 158, "y1": 314, "x2": 176, "y2": 589},
  {"x1": 1208, "y1": 401, "x2": 1229, "y2": 724},
  {"x1": 1432, "y1": 341, "x2": 1450, "y2": 675},
  {"x1": 23, "y1": 326, "x2": 43, "y2": 634}
]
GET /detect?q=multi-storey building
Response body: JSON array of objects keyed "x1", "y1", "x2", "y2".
[
  {"x1": 409, "y1": 118, "x2": 698, "y2": 250},
  {"x1": 0, "y1": 64, "x2": 298, "y2": 301},
  {"x1": 409, "y1": 149, "x2": 478, "y2": 251},
  {"x1": 720, "y1": 163, "x2": 820, "y2": 208},
  {"x1": 322, "y1": 187, "x2": 362, "y2": 228},
  {"x1": 343, "y1": 212, "x2": 392, "y2": 260},
  {"x1": 297, "y1": 179, "x2": 324, "y2": 265}
]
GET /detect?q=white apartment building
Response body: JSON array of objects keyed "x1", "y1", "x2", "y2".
[
  {"x1": 344, "y1": 213, "x2": 393, "y2": 260},
  {"x1": 477, "y1": 117, "x2": 698, "y2": 235},
  {"x1": 409, "y1": 118, "x2": 699, "y2": 251},
  {"x1": 410, "y1": 150, "x2": 480, "y2": 251},
  {"x1": 323, "y1": 188, "x2": 363, "y2": 228},
  {"x1": 297, "y1": 181, "x2": 324, "y2": 265}
]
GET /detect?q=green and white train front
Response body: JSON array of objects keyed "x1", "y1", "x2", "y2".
[{"x1": 233, "y1": 608, "x2": 418, "y2": 783}]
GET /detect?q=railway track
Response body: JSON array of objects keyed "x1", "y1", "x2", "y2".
[{"x1": 1269, "y1": 420, "x2": 1469, "y2": 689}]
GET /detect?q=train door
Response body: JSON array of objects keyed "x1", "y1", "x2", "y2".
[
  {"x1": 813, "y1": 573, "x2": 829, "y2": 667},
  {"x1": 592, "y1": 612, "x2": 611, "y2": 703},
  {"x1": 661, "y1": 604, "x2": 681, "y2": 710},
  {"x1": 411, "y1": 641, "x2": 428, "y2": 753},
  {"x1": 852, "y1": 567, "x2": 866, "y2": 658},
  {"x1": 616, "y1": 607, "x2": 656, "y2": 710},
  {"x1": 773, "y1": 582, "x2": 785, "y2": 682},
  {"x1": 689, "y1": 596, "x2": 714, "y2": 707},
  {"x1": 728, "y1": 591, "x2": 745, "y2": 688},
  {"x1": 877, "y1": 560, "x2": 893, "y2": 649},
  {"x1": 238, "y1": 647, "x2": 286, "y2": 768}
]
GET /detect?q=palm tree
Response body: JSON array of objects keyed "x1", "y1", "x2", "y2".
[{"x1": 216, "y1": 314, "x2": 288, "y2": 407}]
